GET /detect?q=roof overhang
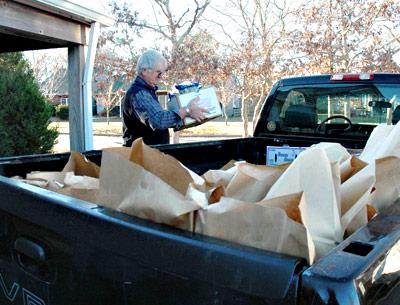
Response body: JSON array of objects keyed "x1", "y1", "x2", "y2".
[
  {"x1": 14, "y1": 0, "x2": 115, "y2": 27},
  {"x1": 0, "y1": 0, "x2": 114, "y2": 52}
]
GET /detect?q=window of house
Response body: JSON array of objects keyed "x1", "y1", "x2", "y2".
[{"x1": 60, "y1": 97, "x2": 69, "y2": 105}]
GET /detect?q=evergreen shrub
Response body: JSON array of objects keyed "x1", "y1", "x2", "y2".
[
  {"x1": 48, "y1": 103, "x2": 56, "y2": 117},
  {"x1": 0, "y1": 53, "x2": 58, "y2": 157},
  {"x1": 55, "y1": 104, "x2": 69, "y2": 120}
]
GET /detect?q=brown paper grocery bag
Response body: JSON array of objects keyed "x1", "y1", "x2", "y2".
[
  {"x1": 63, "y1": 172, "x2": 99, "y2": 189},
  {"x1": 102, "y1": 146, "x2": 132, "y2": 159},
  {"x1": 25, "y1": 171, "x2": 67, "y2": 190},
  {"x1": 311, "y1": 142, "x2": 366, "y2": 183},
  {"x1": 25, "y1": 171, "x2": 99, "y2": 189},
  {"x1": 311, "y1": 142, "x2": 351, "y2": 164},
  {"x1": 129, "y1": 138, "x2": 204, "y2": 194},
  {"x1": 186, "y1": 182, "x2": 224, "y2": 205},
  {"x1": 265, "y1": 191, "x2": 303, "y2": 224},
  {"x1": 62, "y1": 151, "x2": 100, "y2": 178},
  {"x1": 98, "y1": 150, "x2": 206, "y2": 230},
  {"x1": 11, "y1": 176, "x2": 49, "y2": 188},
  {"x1": 371, "y1": 156, "x2": 400, "y2": 211},
  {"x1": 344, "y1": 156, "x2": 400, "y2": 215},
  {"x1": 360, "y1": 124, "x2": 394, "y2": 163},
  {"x1": 57, "y1": 188, "x2": 99, "y2": 204},
  {"x1": 13, "y1": 173, "x2": 98, "y2": 203},
  {"x1": 22, "y1": 171, "x2": 99, "y2": 203},
  {"x1": 265, "y1": 148, "x2": 342, "y2": 259},
  {"x1": 360, "y1": 124, "x2": 400, "y2": 163},
  {"x1": 340, "y1": 163, "x2": 375, "y2": 234},
  {"x1": 202, "y1": 161, "x2": 242, "y2": 187},
  {"x1": 340, "y1": 156, "x2": 368, "y2": 183},
  {"x1": 339, "y1": 154, "x2": 388, "y2": 235},
  {"x1": 195, "y1": 192, "x2": 315, "y2": 264},
  {"x1": 224, "y1": 162, "x2": 288, "y2": 202},
  {"x1": 220, "y1": 159, "x2": 237, "y2": 170}
]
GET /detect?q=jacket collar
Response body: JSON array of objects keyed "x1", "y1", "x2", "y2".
[{"x1": 134, "y1": 76, "x2": 158, "y2": 91}]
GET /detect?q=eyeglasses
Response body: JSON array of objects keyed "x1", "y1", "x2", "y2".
[
  {"x1": 149, "y1": 68, "x2": 167, "y2": 77},
  {"x1": 155, "y1": 69, "x2": 168, "y2": 77},
  {"x1": 144, "y1": 68, "x2": 167, "y2": 78}
]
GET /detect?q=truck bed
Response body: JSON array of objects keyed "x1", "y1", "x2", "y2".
[{"x1": 0, "y1": 137, "x2": 398, "y2": 305}]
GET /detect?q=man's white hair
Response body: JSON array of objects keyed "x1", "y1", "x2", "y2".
[{"x1": 136, "y1": 49, "x2": 167, "y2": 75}]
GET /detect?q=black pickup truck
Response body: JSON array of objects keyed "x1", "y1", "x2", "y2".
[{"x1": 0, "y1": 73, "x2": 399, "y2": 305}]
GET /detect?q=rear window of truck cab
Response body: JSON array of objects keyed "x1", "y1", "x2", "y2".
[{"x1": 265, "y1": 80, "x2": 400, "y2": 138}]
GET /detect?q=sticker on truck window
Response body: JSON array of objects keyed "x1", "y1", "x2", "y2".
[{"x1": 266, "y1": 146, "x2": 307, "y2": 166}]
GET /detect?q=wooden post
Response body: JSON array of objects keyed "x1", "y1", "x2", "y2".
[{"x1": 68, "y1": 45, "x2": 85, "y2": 151}]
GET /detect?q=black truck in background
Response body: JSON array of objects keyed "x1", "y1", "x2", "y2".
[{"x1": 0, "y1": 73, "x2": 399, "y2": 305}]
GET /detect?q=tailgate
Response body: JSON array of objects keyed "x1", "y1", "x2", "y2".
[{"x1": 299, "y1": 201, "x2": 400, "y2": 305}]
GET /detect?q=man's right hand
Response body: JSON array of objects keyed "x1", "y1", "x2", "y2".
[{"x1": 187, "y1": 96, "x2": 208, "y2": 122}]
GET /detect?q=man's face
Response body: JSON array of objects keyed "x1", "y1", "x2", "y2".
[{"x1": 141, "y1": 63, "x2": 166, "y2": 87}]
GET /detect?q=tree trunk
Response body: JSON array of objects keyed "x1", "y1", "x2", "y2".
[
  {"x1": 222, "y1": 104, "x2": 229, "y2": 126},
  {"x1": 241, "y1": 92, "x2": 249, "y2": 138},
  {"x1": 172, "y1": 130, "x2": 180, "y2": 143},
  {"x1": 252, "y1": 94, "x2": 265, "y2": 134}
]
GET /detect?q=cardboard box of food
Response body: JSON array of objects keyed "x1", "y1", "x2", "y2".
[{"x1": 168, "y1": 86, "x2": 222, "y2": 130}]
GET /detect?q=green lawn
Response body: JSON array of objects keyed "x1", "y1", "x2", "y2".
[{"x1": 50, "y1": 117, "x2": 252, "y2": 137}]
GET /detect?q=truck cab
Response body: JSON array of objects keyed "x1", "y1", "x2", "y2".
[{"x1": 255, "y1": 73, "x2": 400, "y2": 151}]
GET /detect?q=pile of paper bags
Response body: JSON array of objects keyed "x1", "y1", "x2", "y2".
[{"x1": 14, "y1": 124, "x2": 400, "y2": 264}]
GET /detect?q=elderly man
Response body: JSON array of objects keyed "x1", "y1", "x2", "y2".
[{"x1": 122, "y1": 49, "x2": 206, "y2": 146}]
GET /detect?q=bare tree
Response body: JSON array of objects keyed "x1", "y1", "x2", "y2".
[
  {"x1": 165, "y1": 30, "x2": 221, "y2": 84},
  {"x1": 109, "y1": 0, "x2": 211, "y2": 142},
  {"x1": 216, "y1": 76, "x2": 237, "y2": 125},
  {"x1": 172, "y1": 30, "x2": 236, "y2": 126},
  {"x1": 285, "y1": 0, "x2": 400, "y2": 74},
  {"x1": 110, "y1": 0, "x2": 210, "y2": 72},
  {"x1": 107, "y1": 1, "x2": 141, "y2": 61},
  {"x1": 207, "y1": 0, "x2": 296, "y2": 136},
  {"x1": 94, "y1": 48, "x2": 133, "y2": 124},
  {"x1": 251, "y1": 0, "x2": 297, "y2": 132},
  {"x1": 29, "y1": 50, "x2": 68, "y2": 100}
]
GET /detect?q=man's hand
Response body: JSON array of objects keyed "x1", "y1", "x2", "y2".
[{"x1": 187, "y1": 96, "x2": 208, "y2": 122}]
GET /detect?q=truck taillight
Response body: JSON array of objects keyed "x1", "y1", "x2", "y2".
[{"x1": 331, "y1": 73, "x2": 374, "y2": 81}]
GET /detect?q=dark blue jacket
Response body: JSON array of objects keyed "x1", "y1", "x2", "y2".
[{"x1": 122, "y1": 77, "x2": 170, "y2": 146}]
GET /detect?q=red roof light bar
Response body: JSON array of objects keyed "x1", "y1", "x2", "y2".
[{"x1": 330, "y1": 73, "x2": 374, "y2": 81}]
